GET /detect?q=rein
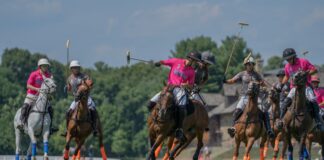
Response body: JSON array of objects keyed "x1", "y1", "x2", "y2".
[{"x1": 29, "y1": 82, "x2": 51, "y2": 137}]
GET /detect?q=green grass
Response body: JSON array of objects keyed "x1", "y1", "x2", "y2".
[{"x1": 170, "y1": 145, "x2": 324, "y2": 160}]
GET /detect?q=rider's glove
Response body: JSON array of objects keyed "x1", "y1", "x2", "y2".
[
  {"x1": 222, "y1": 76, "x2": 227, "y2": 83},
  {"x1": 154, "y1": 62, "x2": 161, "y2": 67},
  {"x1": 192, "y1": 87, "x2": 200, "y2": 93}
]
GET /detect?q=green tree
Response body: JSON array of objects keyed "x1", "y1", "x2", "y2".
[
  {"x1": 264, "y1": 56, "x2": 284, "y2": 71},
  {"x1": 171, "y1": 35, "x2": 218, "y2": 58}
]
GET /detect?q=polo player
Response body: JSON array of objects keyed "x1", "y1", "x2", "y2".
[
  {"x1": 223, "y1": 54, "x2": 275, "y2": 138},
  {"x1": 278, "y1": 48, "x2": 324, "y2": 131},
  {"x1": 61, "y1": 60, "x2": 98, "y2": 137},
  {"x1": 311, "y1": 76, "x2": 324, "y2": 118},
  {"x1": 272, "y1": 69, "x2": 290, "y2": 108},
  {"x1": 147, "y1": 52, "x2": 200, "y2": 142},
  {"x1": 17, "y1": 58, "x2": 57, "y2": 134},
  {"x1": 191, "y1": 51, "x2": 215, "y2": 104}
]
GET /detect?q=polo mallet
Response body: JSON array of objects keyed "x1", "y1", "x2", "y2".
[
  {"x1": 224, "y1": 22, "x2": 249, "y2": 75},
  {"x1": 126, "y1": 50, "x2": 152, "y2": 65},
  {"x1": 302, "y1": 51, "x2": 309, "y2": 57}
]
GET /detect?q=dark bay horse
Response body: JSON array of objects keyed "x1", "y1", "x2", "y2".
[
  {"x1": 264, "y1": 88, "x2": 287, "y2": 160},
  {"x1": 147, "y1": 85, "x2": 209, "y2": 160},
  {"x1": 163, "y1": 99, "x2": 209, "y2": 160},
  {"x1": 63, "y1": 79, "x2": 107, "y2": 160},
  {"x1": 306, "y1": 129, "x2": 324, "y2": 160},
  {"x1": 232, "y1": 82, "x2": 267, "y2": 160},
  {"x1": 282, "y1": 71, "x2": 314, "y2": 160}
]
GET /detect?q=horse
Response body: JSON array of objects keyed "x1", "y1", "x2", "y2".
[
  {"x1": 306, "y1": 128, "x2": 324, "y2": 160},
  {"x1": 63, "y1": 79, "x2": 107, "y2": 160},
  {"x1": 232, "y1": 81, "x2": 267, "y2": 160},
  {"x1": 161, "y1": 99, "x2": 209, "y2": 160},
  {"x1": 263, "y1": 87, "x2": 287, "y2": 160},
  {"x1": 282, "y1": 71, "x2": 314, "y2": 160},
  {"x1": 147, "y1": 85, "x2": 177, "y2": 160},
  {"x1": 147, "y1": 85, "x2": 209, "y2": 160},
  {"x1": 14, "y1": 76, "x2": 57, "y2": 160}
]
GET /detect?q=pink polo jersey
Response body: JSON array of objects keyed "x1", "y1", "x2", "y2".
[
  {"x1": 26, "y1": 69, "x2": 52, "y2": 95},
  {"x1": 284, "y1": 58, "x2": 316, "y2": 88},
  {"x1": 314, "y1": 87, "x2": 324, "y2": 108},
  {"x1": 161, "y1": 58, "x2": 195, "y2": 86}
]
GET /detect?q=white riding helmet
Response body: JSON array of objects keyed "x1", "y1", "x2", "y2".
[
  {"x1": 69, "y1": 60, "x2": 81, "y2": 68},
  {"x1": 38, "y1": 58, "x2": 50, "y2": 66},
  {"x1": 243, "y1": 53, "x2": 255, "y2": 65}
]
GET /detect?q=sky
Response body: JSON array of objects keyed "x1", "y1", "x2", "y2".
[{"x1": 0, "y1": 0, "x2": 324, "y2": 68}]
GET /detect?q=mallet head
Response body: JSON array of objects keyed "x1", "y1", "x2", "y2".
[
  {"x1": 238, "y1": 22, "x2": 249, "y2": 26},
  {"x1": 126, "y1": 50, "x2": 131, "y2": 65}
]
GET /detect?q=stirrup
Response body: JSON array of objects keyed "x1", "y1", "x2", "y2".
[
  {"x1": 175, "y1": 129, "x2": 186, "y2": 142},
  {"x1": 227, "y1": 127, "x2": 235, "y2": 138},
  {"x1": 50, "y1": 127, "x2": 59, "y2": 135},
  {"x1": 276, "y1": 120, "x2": 284, "y2": 130},
  {"x1": 17, "y1": 124, "x2": 24, "y2": 131},
  {"x1": 60, "y1": 131, "x2": 67, "y2": 137},
  {"x1": 267, "y1": 130, "x2": 275, "y2": 138},
  {"x1": 93, "y1": 130, "x2": 98, "y2": 137}
]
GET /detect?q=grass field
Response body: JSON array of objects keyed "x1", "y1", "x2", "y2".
[{"x1": 167, "y1": 144, "x2": 324, "y2": 160}]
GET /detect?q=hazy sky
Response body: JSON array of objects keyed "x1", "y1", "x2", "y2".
[{"x1": 0, "y1": 0, "x2": 323, "y2": 67}]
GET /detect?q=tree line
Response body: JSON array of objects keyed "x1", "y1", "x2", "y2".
[{"x1": 0, "y1": 35, "x2": 286, "y2": 157}]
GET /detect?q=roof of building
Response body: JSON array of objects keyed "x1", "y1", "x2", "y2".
[
  {"x1": 208, "y1": 101, "x2": 238, "y2": 117},
  {"x1": 200, "y1": 93, "x2": 224, "y2": 106},
  {"x1": 223, "y1": 83, "x2": 240, "y2": 96}
]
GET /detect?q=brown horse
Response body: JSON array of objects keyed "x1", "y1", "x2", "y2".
[
  {"x1": 282, "y1": 71, "x2": 313, "y2": 160},
  {"x1": 306, "y1": 129, "x2": 324, "y2": 160},
  {"x1": 147, "y1": 85, "x2": 209, "y2": 160},
  {"x1": 162, "y1": 99, "x2": 209, "y2": 160},
  {"x1": 232, "y1": 82, "x2": 267, "y2": 160},
  {"x1": 264, "y1": 88, "x2": 287, "y2": 160},
  {"x1": 63, "y1": 79, "x2": 107, "y2": 160},
  {"x1": 147, "y1": 85, "x2": 177, "y2": 160}
]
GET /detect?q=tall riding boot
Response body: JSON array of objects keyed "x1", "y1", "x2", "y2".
[
  {"x1": 48, "y1": 106, "x2": 58, "y2": 135},
  {"x1": 60, "y1": 109, "x2": 73, "y2": 137},
  {"x1": 147, "y1": 101, "x2": 156, "y2": 112},
  {"x1": 90, "y1": 108, "x2": 98, "y2": 136},
  {"x1": 18, "y1": 103, "x2": 30, "y2": 130},
  {"x1": 310, "y1": 101, "x2": 324, "y2": 131},
  {"x1": 277, "y1": 97, "x2": 292, "y2": 129},
  {"x1": 227, "y1": 108, "x2": 243, "y2": 138},
  {"x1": 264, "y1": 111, "x2": 275, "y2": 138},
  {"x1": 175, "y1": 106, "x2": 187, "y2": 142}
]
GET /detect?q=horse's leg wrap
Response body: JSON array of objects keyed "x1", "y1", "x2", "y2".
[
  {"x1": 90, "y1": 108, "x2": 98, "y2": 136},
  {"x1": 263, "y1": 111, "x2": 275, "y2": 138},
  {"x1": 175, "y1": 106, "x2": 187, "y2": 142}
]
